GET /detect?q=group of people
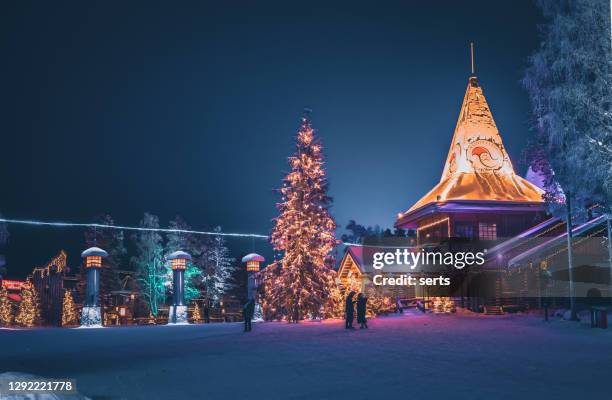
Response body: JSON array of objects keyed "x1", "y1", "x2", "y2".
[
  {"x1": 345, "y1": 291, "x2": 368, "y2": 329},
  {"x1": 243, "y1": 291, "x2": 369, "y2": 332}
]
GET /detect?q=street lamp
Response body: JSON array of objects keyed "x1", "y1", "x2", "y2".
[
  {"x1": 81, "y1": 246, "x2": 108, "y2": 327},
  {"x1": 168, "y1": 250, "x2": 191, "y2": 324},
  {"x1": 241, "y1": 253, "x2": 264, "y2": 301}
]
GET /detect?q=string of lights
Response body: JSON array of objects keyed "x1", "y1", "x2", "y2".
[
  {"x1": 0, "y1": 218, "x2": 268, "y2": 239},
  {"x1": 0, "y1": 217, "x2": 406, "y2": 247}
]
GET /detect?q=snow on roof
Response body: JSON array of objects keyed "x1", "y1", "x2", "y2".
[
  {"x1": 168, "y1": 250, "x2": 192, "y2": 260},
  {"x1": 241, "y1": 253, "x2": 265, "y2": 263},
  {"x1": 81, "y1": 247, "x2": 108, "y2": 258}
]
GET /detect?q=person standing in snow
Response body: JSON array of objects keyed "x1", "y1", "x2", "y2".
[
  {"x1": 243, "y1": 299, "x2": 255, "y2": 332},
  {"x1": 345, "y1": 291, "x2": 356, "y2": 329},
  {"x1": 357, "y1": 293, "x2": 368, "y2": 329}
]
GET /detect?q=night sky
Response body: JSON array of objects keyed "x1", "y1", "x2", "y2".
[{"x1": 0, "y1": 1, "x2": 542, "y2": 278}]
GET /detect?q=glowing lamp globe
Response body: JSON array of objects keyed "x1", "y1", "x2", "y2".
[
  {"x1": 242, "y1": 253, "x2": 265, "y2": 272},
  {"x1": 81, "y1": 247, "x2": 108, "y2": 268},
  {"x1": 168, "y1": 250, "x2": 192, "y2": 270}
]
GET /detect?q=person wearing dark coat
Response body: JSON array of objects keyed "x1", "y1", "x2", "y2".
[
  {"x1": 357, "y1": 293, "x2": 368, "y2": 329},
  {"x1": 345, "y1": 291, "x2": 356, "y2": 329},
  {"x1": 243, "y1": 299, "x2": 255, "y2": 332}
]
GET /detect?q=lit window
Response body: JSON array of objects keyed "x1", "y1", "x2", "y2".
[{"x1": 478, "y1": 222, "x2": 497, "y2": 240}]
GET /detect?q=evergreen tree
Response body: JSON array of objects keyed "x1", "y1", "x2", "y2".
[
  {"x1": 523, "y1": 0, "x2": 612, "y2": 319},
  {"x1": 61, "y1": 290, "x2": 78, "y2": 326},
  {"x1": 262, "y1": 112, "x2": 338, "y2": 322},
  {"x1": 84, "y1": 214, "x2": 127, "y2": 302},
  {"x1": 191, "y1": 302, "x2": 202, "y2": 323},
  {"x1": 523, "y1": 0, "x2": 612, "y2": 216},
  {"x1": 165, "y1": 216, "x2": 204, "y2": 303},
  {"x1": 15, "y1": 284, "x2": 41, "y2": 327},
  {"x1": 202, "y1": 227, "x2": 236, "y2": 302},
  {"x1": 132, "y1": 213, "x2": 167, "y2": 317},
  {"x1": 0, "y1": 285, "x2": 13, "y2": 326}
]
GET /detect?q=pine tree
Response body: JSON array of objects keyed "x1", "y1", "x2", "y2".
[
  {"x1": 84, "y1": 214, "x2": 127, "y2": 301},
  {"x1": 203, "y1": 227, "x2": 236, "y2": 302},
  {"x1": 523, "y1": 0, "x2": 612, "y2": 319},
  {"x1": 61, "y1": 290, "x2": 78, "y2": 326},
  {"x1": 132, "y1": 213, "x2": 167, "y2": 317},
  {"x1": 165, "y1": 216, "x2": 204, "y2": 303},
  {"x1": 191, "y1": 302, "x2": 202, "y2": 323},
  {"x1": 523, "y1": 0, "x2": 612, "y2": 215},
  {"x1": 15, "y1": 284, "x2": 41, "y2": 327},
  {"x1": 262, "y1": 112, "x2": 338, "y2": 322},
  {"x1": 0, "y1": 285, "x2": 13, "y2": 326}
]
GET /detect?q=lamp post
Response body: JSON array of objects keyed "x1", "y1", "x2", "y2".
[
  {"x1": 242, "y1": 253, "x2": 264, "y2": 301},
  {"x1": 168, "y1": 250, "x2": 191, "y2": 324},
  {"x1": 242, "y1": 253, "x2": 265, "y2": 321},
  {"x1": 80, "y1": 246, "x2": 108, "y2": 327}
]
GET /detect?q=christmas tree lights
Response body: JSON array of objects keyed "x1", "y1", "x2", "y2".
[
  {"x1": 61, "y1": 290, "x2": 78, "y2": 326},
  {"x1": 15, "y1": 283, "x2": 41, "y2": 327},
  {"x1": 262, "y1": 112, "x2": 339, "y2": 322},
  {"x1": 191, "y1": 302, "x2": 202, "y2": 323},
  {"x1": 0, "y1": 286, "x2": 13, "y2": 327}
]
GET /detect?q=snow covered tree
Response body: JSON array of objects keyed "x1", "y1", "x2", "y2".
[
  {"x1": 523, "y1": 0, "x2": 612, "y2": 214},
  {"x1": 15, "y1": 284, "x2": 40, "y2": 327},
  {"x1": 165, "y1": 216, "x2": 204, "y2": 303},
  {"x1": 262, "y1": 112, "x2": 338, "y2": 322},
  {"x1": 132, "y1": 213, "x2": 167, "y2": 317},
  {"x1": 0, "y1": 285, "x2": 13, "y2": 326},
  {"x1": 202, "y1": 226, "x2": 236, "y2": 302},
  {"x1": 84, "y1": 214, "x2": 127, "y2": 300},
  {"x1": 523, "y1": 0, "x2": 612, "y2": 319},
  {"x1": 61, "y1": 290, "x2": 78, "y2": 326}
]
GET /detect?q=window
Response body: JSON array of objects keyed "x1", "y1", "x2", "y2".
[
  {"x1": 455, "y1": 222, "x2": 474, "y2": 238},
  {"x1": 478, "y1": 222, "x2": 497, "y2": 241}
]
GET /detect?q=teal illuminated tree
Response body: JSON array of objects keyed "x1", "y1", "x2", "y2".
[
  {"x1": 262, "y1": 112, "x2": 338, "y2": 322},
  {"x1": 165, "y1": 216, "x2": 203, "y2": 303},
  {"x1": 132, "y1": 213, "x2": 167, "y2": 317}
]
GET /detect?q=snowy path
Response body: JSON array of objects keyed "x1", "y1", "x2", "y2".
[{"x1": 2, "y1": 311, "x2": 611, "y2": 400}]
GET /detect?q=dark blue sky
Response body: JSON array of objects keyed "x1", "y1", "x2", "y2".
[{"x1": 0, "y1": 1, "x2": 542, "y2": 277}]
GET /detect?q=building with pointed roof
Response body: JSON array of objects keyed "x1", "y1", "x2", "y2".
[{"x1": 395, "y1": 75, "x2": 547, "y2": 244}]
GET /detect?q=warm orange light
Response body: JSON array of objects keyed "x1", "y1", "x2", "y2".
[
  {"x1": 246, "y1": 260, "x2": 260, "y2": 272},
  {"x1": 171, "y1": 258, "x2": 186, "y2": 270},
  {"x1": 85, "y1": 256, "x2": 102, "y2": 268}
]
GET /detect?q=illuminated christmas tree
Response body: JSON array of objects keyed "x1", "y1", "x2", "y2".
[
  {"x1": 191, "y1": 302, "x2": 202, "y2": 323},
  {"x1": 61, "y1": 290, "x2": 78, "y2": 326},
  {"x1": 0, "y1": 286, "x2": 13, "y2": 327},
  {"x1": 263, "y1": 112, "x2": 338, "y2": 322},
  {"x1": 15, "y1": 284, "x2": 41, "y2": 327}
]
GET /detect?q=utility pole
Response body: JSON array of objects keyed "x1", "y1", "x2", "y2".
[{"x1": 565, "y1": 193, "x2": 577, "y2": 320}]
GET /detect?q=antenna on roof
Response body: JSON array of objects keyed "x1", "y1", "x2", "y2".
[{"x1": 470, "y1": 42, "x2": 475, "y2": 76}]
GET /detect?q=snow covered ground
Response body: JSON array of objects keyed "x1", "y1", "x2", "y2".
[{"x1": 2, "y1": 310, "x2": 611, "y2": 400}]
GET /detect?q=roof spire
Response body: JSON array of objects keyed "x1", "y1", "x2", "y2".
[{"x1": 470, "y1": 42, "x2": 475, "y2": 76}]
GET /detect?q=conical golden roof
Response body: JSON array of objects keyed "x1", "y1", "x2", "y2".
[{"x1": 402, "y1": 76, "x2": 543, "y2": 214}]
